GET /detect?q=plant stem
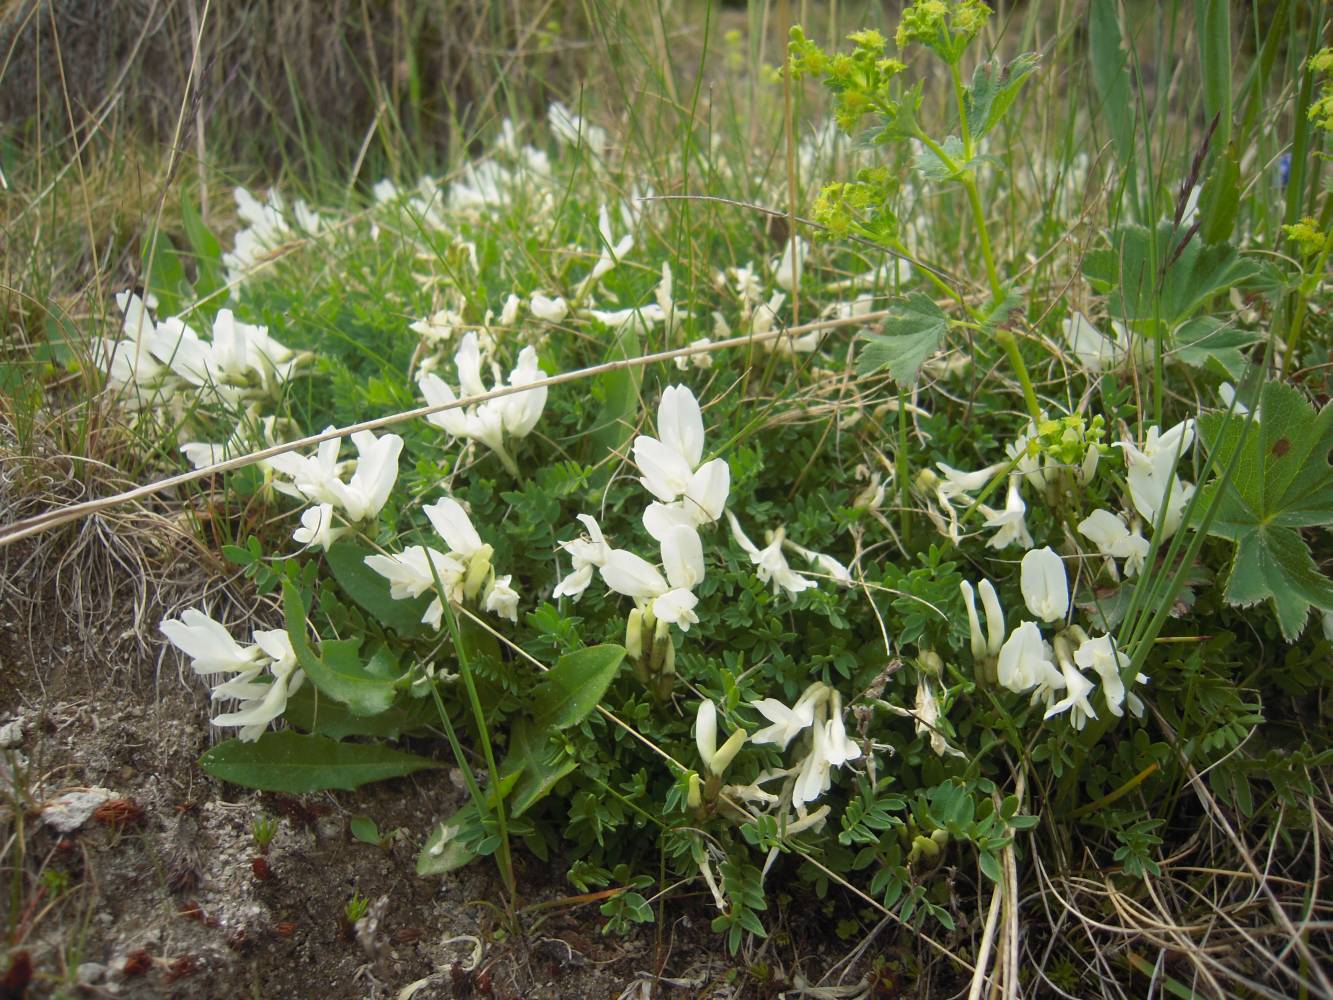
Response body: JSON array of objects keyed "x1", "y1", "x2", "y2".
[
  {"x1": 994, "y1": 328, "x2": 1043, "y2": 422},
  {"x1": 919, "y1": 78, "x2": 1037, "y2": 420},
  {"x1": 441, "y1": 601, "x2": 517, "y2": 900},
  {"x1": 961, "y1": 175, "x2": 1004, "y2": 303},
  {"x1": 897, "y1": 387, "x2": 912, "y2": 548}
]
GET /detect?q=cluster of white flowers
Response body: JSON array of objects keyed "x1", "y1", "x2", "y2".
[
  {"x1": 160, "y1": 610, "x2": 303, "y2": 742},
  {"x1": 101, "y1": 292, "x2": 307, "y2": 471},
  {"x1": 224, "y1": 187, "x2": 321, "y2": 288},
  {"x1": 1072, "y1": 419, "x2": 1196, "y2": 579},
  {"x1": 103, "y1": 292, "x2": 301, "y2": 408},
  {"x1": 267, "y1": 428, "x2": 404, "y2": 547},
  {"x1": 366, "y1": 497, "x2": 519, "y2": 627},
  {"x1": 417, "y1": 332, "x2": 549, "y2": 476},
  {"x1": 725, "y1": 511, "x2": 851, "y2": 598},
  {"x1": 689, "y1": 681, "x2": 865, "y2": 845},
  {"x1": 554, "y1": 386, "x2": 726, "y2": 630},
  {"x1": 963, "y1": 547, "x2": 1146, "y2": 728}
]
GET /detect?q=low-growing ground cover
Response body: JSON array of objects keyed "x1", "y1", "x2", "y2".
[{"x1": 3, "y1": 1, "x2": 1331, "y2": 997}]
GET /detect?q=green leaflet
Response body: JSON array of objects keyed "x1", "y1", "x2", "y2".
[
  {"x1": 200, "y1": 731, "x2": 439, "y2": 793},
  {"x1": 1196, "y1": 382, "x2": 1333, "y2": 639}
]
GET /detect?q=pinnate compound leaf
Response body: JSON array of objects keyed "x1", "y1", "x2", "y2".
[
  {"x1": 283, "y1": 580, "x2": 398, "y2": 716},
  {"x1": 856, "y1": 293, "x2": 949, "y2": 383},
  {"x1": 530, "y1": 644, "x2": 627, "y2": 732},
  {"x1": 200, "y1": 731, "x2": 439, "y2": 793},
  {"x1": 1196, "y1": 382, "x2": 1333, "y2": 639}
]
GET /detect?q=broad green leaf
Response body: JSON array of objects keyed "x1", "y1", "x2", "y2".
[
  {"x1": 140, "y1": 228, "x2": 192, "y2": 316},
  {"x1": 200, "y1": 731, "x2": 439, "y2": 793},
  {"x1": 964, "y1": 53, "x2": 1039, "y2": 139},
  {"x1": 1198, "y1": 145, "x2": 1241, "y2": 245},
  {"x1": 283, "y1": 580, "x2": 397, "y2": 716},
  {"x1": 1089, "y1": 0, "x2": 1134, "y2": 164},
  {"x1": 1170, "y1": 317, "x2": 1258, "y2": 378},
  {"x1": 417, "y1": 808, "x2": 477, "y2": 876},
  {"x1": 415, "y1": 769, "x2": 522, "y2": 876},
  {"x1": 856, "y1": 293, "x2": 949, "y2": 383},
  {"x1": 504, "y1": 718, "x2": 577, "y2": 818},
  {"x1": 350, "y1": 815, "x2": 381, "y2": 845},
  {"x1": 325, "y1": 542, "x2": 430, "y2": 636},
  {"x1": 585, "y1": 323, "x2": 643, "y2": 490},
  {"x1": 283, "y1": 684, "x2": 434, "y2": 740},
  {"x1": 530, "y1": 644, "x2": 627, "y2": 732},
  {"x1": 179, "y1": 195, "x2": 225, "y2": 307},
  {"x1": 1083, "y1": 224, "x2": 1257, "y2": 330},
  {"x1": 1196, "y1": 382, "x2": 1333, "y2": 639}
]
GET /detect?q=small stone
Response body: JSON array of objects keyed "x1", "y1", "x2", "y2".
[
  {"x1": 76, "y1": 962, "x2": 107, "y2": 985},
  {"x1": 315, "y1": 815, "x2": 343, "y2": 842},
  {"x1": 0, "y1": 719, "x2": 23, "y2": 748},
  {"x1": 42, "y1": 788, "x2": 115, "y2": 834}
]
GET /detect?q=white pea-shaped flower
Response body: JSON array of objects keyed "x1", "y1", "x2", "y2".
[{"x1": 1020, "y1": 547, "x2": 1069, "y2": 623}]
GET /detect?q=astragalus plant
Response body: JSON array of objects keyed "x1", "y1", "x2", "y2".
[{"x1": 98, "y1": 0, "x2": 1331, "y2": 991}]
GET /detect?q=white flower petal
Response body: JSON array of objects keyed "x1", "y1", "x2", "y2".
[
  {"x1": 600, "y1": 549, "x2": 668, "y2": 599},
  {"x1": 1020, "y1": 547, "x2": 1069, "y2": 623},
  {"x1": 657, "y1": 385, "x2": 705, "y2": 468}
]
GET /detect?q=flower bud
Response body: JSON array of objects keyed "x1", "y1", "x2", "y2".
[
  {"x1": 686, "y1": 772, "x2": 703, "y2": 809},
  {"x1": 463, "y1": 544, "x2": 494, "y2": 600},
  {"x1": 918, "y1": 649, "x2": 944, "y2": 678},
  {"x1": 625, "y1": 608, "x2": 644, "y2": 661},
  {"x1": 909, "y1": 834, "x2": 940, "y2": 863},
  {"x1": 854, "y1": 475, "x2": 886, "y2": 511},
  {"x1": 709, "y1": 727, "x2": 747, "y2": 777},
  {"x1": 650, "y1": 617, "x2": 672, "y2": 672},
  {"x1": 961, "y1": 581, "x2": 987, "y2": 661}
]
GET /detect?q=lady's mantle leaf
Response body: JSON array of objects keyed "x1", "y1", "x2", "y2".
[
  {"x1": 200, "y1": 731, "x2": 439, "y2": 793},
  {"x1": 856, "y1": 293, "x2": 948, "y2": 383},
  {"x1": 1196, "y1": 382, "x2": 1333, "y2": 639}
]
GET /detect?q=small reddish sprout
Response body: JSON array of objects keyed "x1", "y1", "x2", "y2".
[
  {"x1": 94, "y1": 798, "x2": 145, "y2": 827},
  {"x1": 122, "y1": 949, "x2": 153, "y2": 977}
]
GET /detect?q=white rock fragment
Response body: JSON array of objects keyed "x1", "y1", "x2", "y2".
[
  {"x1": 42, "y1": 787, "x2": 115, "y2": 833},
  {"x1": 0, "y1": 718, "x2": 22, "y2": 748}
]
